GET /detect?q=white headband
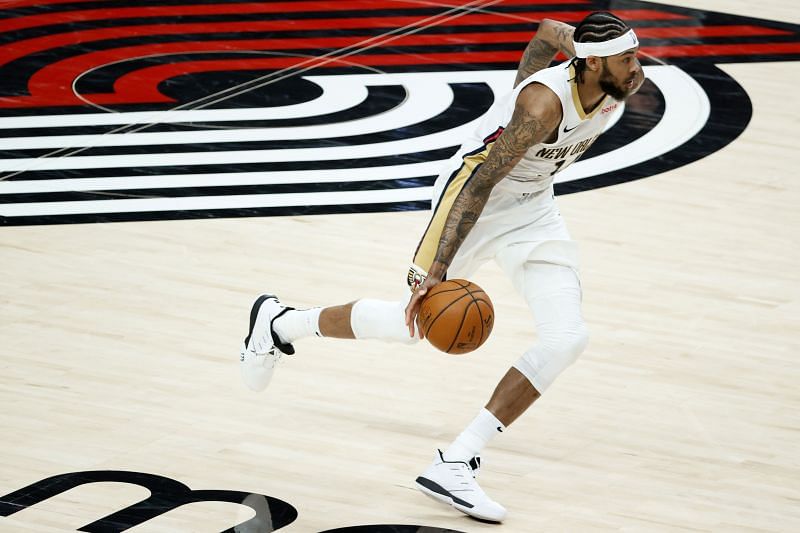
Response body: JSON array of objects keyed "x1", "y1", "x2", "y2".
[{"x1": 573, "y1": 29, "x2": 639, "y2": 58}]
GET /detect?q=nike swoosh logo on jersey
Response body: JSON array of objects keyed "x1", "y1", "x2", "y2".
[{"x1": 563, "y1": 123, "x2": 579, "y2": 133}]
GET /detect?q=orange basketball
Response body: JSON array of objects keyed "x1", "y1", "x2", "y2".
[{"x1": 418, "y1": 279, "x2": 494, "y2": 354}]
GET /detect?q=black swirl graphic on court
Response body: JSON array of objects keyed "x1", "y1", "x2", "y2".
[{"x1": 0, "y1": 0, "x2": 797, "y2": 225}]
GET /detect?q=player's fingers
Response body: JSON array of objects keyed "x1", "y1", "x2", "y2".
[
  {"x1": 404, "y1": 298, "x2": 415, "y2": 334},
  {"x1": 405, "y1": 289, "x2": 426, "y2": 336},
  {"x1": 405, "y1": 289, "x2": 425, "y2": 323}
]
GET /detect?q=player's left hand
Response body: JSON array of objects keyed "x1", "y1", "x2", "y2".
[{"x1": 405, "y1": 275, "x2": 442, "y2": 339}]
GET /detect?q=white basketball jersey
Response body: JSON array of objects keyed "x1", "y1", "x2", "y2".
[
  {"x1": 418, "y1": 62, "x2": 624, "y2": 278},
  {"x1": 458, "y1": 60, "x2": 624, "y2": 193}
]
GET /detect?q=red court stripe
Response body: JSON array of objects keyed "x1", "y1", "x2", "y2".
[
  {"x1": 4, "y1": 21, "x2": 788, "y2": 70},
  {"x1": 34, "y1": 17, "x2": 752, "y2": 103},
  {"x1": 46, "y1": 25, "x2": 789, "y2": 72},
  {"x1": 0, "y1": 1, "x2": 493, "y2": 32},
  {"x1": 1, "y1": 29, "x2": 541, "y2": 68},
  {"x1": 6, "y1": 37, "x2": 800, "y2": 109},
  {"x1": 0, "y1": 9, "x2": 699, "y2": 68},
  {"x1": 407, "y1": 0, "x2": 589, "y2": 5},
  {"x1": 0, "y1": 6, "x2": 688, "y2": 33},
  {"x1": 25, "y1": 33, "x2": 533, "y2": 97},
  {"x1": 0, "y1": 12, "x2": 548, "y2": 70},
  {"x1": 642, "y1": 42, "x2": 800, "y2": 58},
  {"x1": 510, "y1": 9, "x2": 689, "y2": 22},
  {"x1": 0, "y1": 0, "x2": 589, "y2": 10},
  {"x1": 12, "y1": 22, "x2": 800, "y2": 100},
  {"x1": 0, "y1": 15, "x2": 539, "y2": 63},
  {"x1": 25, "y1": 29, "x2": 797, "y2": 106},
  {"x1": 1, "y1": 0, "x2": 98, "y2": 7},
  {"x1": 636, "y1": 25, "x2": 791, "y2": 39},
  {"x1": 0, "y1": 11, "x2": 669, "y2": 49}
]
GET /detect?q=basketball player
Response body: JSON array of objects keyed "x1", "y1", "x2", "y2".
[{"x1": 239, "y1": 12, "x2": 644, "y2": 522}]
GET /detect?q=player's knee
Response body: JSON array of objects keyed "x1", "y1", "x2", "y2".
[
  {"x1": 552, "y1": 319, "x2": 589, "y2": 365},
  {"x1": 515, "y1": 319, "x2": 589, "y2": 391}
]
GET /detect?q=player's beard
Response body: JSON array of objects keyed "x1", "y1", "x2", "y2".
[{"x1": 599, "y1": 64, "x2": 634, "y2": 101}]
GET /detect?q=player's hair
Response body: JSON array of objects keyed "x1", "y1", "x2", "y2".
[{"x1": 571, "y1": 11, "x2": 631, "y2": 83}]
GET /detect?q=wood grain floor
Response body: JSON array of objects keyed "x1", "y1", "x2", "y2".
[{"x1": 1, "y1": 1, "x2": 799, "y2": 531}]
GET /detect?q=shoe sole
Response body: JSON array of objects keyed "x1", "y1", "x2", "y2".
[
  {"x1": 415, "y1": 476, "x2": 504, "y2": 523},
  {"x1": 415, "y1": 476, "x2": 473, "y2": 508}
]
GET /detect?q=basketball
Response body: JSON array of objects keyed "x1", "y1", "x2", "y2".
[{"x1": 418, "y1": 279, "x2": 494, "y2": 354}]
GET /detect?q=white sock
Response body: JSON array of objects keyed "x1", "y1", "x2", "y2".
[
  {"x1": 443, "y1": 408, "x2": 505, "y2": 462},
  {"x1": 272, "y1": 307, "x2": 322, "y2": 344}
]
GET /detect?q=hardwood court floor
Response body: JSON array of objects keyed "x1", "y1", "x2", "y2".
[{"x1": 1, "y1": 1, "x2": 799, "y2": 531}]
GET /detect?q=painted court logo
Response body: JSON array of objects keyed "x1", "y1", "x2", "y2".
[
  {"x1": 0, "y1": 0, "x2": 798, "y2": 226},
  {"x1": 0, "y1": 470, "x2": 467, "y2": 532}
]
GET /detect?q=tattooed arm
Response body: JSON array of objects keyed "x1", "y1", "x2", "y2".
[
  {"x1": 514, "y1": 19, "x2": 576, "y2": 88},
  {"x1": 404, "y1": 83, "x2": 563, "y2": 337}
]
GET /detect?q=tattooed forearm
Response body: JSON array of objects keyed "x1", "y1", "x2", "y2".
[
  {"x1": 515, "y1": 39, "x2": 558, "y2": 87},
  {"x1": 514, "y1": 19, "x2": 576, "y2": 87},
  {"x1": 552, "y1": 23, "x2": 576, "y2": 56},
  {"x1": 431, "y1": 100, "x2": 552, "y2": 271}
]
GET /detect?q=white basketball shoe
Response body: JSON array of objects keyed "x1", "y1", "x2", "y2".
[
  {"x1": 415, "y1": 450, "x2": 507, "y2": 522},
  {"x1": 239, "y1": 294, "x2": 295, "y2": 392}
]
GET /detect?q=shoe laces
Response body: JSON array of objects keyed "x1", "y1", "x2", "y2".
[
  {"x1": 251, "y1": 336, "x2": 283, "y2": 366},
  {"x1": 251, "y1": 324, "x2": 276, "y2": 354},
  {"x1": 267, "y1": 345, "x2": 286, "y2": 368}
]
